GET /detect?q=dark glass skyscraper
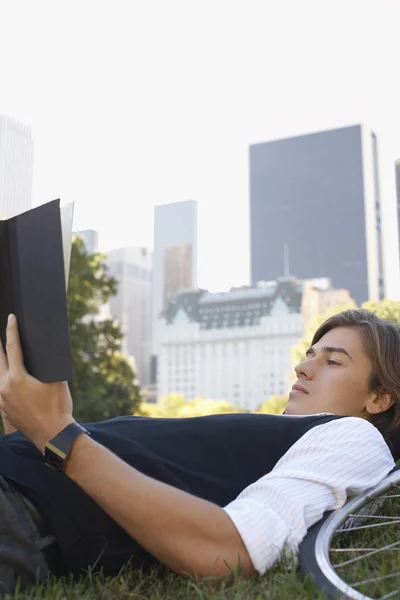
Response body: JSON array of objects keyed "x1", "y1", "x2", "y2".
[{"x1": 250, "y1": 125, "x2": 384, "y2": 305}]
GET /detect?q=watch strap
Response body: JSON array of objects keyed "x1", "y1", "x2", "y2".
[{"x1": 45, "y1": 422, "x2": 90, "y2": 472}]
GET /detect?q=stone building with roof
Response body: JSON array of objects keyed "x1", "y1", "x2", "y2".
[{"x1": 157, "y1": 278, "x2": 303, "y2": 411}]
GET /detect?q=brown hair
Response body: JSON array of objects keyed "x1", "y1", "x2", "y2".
[{"x1": 312, "y1": 309, "x2": 400, "y2": 461}]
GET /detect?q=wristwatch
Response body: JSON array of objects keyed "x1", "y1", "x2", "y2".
[{"x1": 44, "y1": 422, "x2": 91, "y2": 472}]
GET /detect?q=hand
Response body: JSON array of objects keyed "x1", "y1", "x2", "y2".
[{"x1": 0, "y1": 314, "x2": 75, "y2": 452}]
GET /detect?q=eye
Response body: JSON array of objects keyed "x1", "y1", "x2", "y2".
[{"x1": 326, "y1": 359, "x2": 341, "y2": 366}]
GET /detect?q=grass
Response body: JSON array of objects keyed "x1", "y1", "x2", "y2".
[
  {"x1": 5, "y1": 563, "x2": 330, "y2": 600},
  {"x1": 4, "y1": 490, "x2": 400, "y2": 600}
]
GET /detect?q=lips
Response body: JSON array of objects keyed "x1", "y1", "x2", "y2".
[{"x1": 291, "y1": 383, "x2": 309, "y2": 394}]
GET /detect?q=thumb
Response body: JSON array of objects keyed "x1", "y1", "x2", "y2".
[{"x1": 6, "y1": 315, "x2": 26, "y2": 380}]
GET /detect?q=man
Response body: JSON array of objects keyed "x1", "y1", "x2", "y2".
[{"x1": 0, "y1": 309, "x2": 399, "y2": 595}]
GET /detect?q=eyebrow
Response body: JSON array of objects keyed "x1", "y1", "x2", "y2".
[{"x1": 305, "y1": 345, "x2": 354, "y2": 362}]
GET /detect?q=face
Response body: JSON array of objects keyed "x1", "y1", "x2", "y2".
[{"x1": 285, "y1": 326, "x2": 377, "y2": 418}]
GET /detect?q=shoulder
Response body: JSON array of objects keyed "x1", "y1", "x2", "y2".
[
  {"x1": 308, "y1": 415, "x2": 389, "y2": 445},
  {"x1": 274, "y1": 416, "x2": 394, "y2": 466},
  {"x1": 283, "y1": 416, "x2": 395, "y2": 473},
  {"x1": 267, "y1": 416, "x2": 395, "y2": 496}
]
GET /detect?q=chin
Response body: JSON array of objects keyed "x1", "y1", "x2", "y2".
[
  {"x1": 285, "y1": 397, "x2": 309, "y2": 416},
  {"x1": 284, "y1": 402, "x2": 299, "y2": 415}
]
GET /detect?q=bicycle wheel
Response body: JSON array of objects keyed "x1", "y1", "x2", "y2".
[{"x1": 299, "y1": 468, "x2": 400, "y2": 600}]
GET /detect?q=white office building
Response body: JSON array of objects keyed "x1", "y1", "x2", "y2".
[
  {"x1": 157, "y1": 279, "x2": 303, "y2": 412},
  {"x1": 0, "y1": 116, "x2": 33, "y2": 218},
  {"x1": 107, "y1": 247, "x2": 153, "y2": 386}
]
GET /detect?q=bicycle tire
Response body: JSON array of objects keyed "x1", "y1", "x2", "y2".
[{"x1": 298, "y1": 468, "x2": 400, "y2": 600}]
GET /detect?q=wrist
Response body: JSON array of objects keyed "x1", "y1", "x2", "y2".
[
  {"x1": 35, "y1": 416, "x2": 76, "y2": 453},
  {"x1": 64, "y1": 433, "x2": 92, "y2": 476}
]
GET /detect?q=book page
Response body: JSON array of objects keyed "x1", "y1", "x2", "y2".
[{"x1": 60, "y1": 202, "x2": 74, "y2": 290}]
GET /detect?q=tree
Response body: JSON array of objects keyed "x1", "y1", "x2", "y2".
[
  {"x1": 361, "y1": 300, "x2": 400, "y2": 325},
  {"x1": 141, "y1": 394, "x2": 290, "y2": 418},
  {"x1": 141, "y1": 394, "x2": 247, "y2": 418},
  {"x1": 256, "y1": 395, "x2": 288, "y2": 415},
  {"x1": 67, "y1": 236, "x2": 142, "y2": 422}
]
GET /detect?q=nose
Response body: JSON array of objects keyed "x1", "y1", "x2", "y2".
[{"x1": 295, "y1": 357, "x2": 314, "y2": 380}]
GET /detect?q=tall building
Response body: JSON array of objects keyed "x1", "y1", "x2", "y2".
[
  {"x1": 107, "y1": 247, "x2": 153, "y2": 386},
  {"x1": 151, "y1": 200, "x2": 198, "y2": 385},
  {"x1": 163, "y1": 242, "x2": 193, "y2": 303},
  {"x1": 0, "y1": 116, "x2": 33, "y2": 218},
  {"x1": 73, "y1": 229, "x2": 99, "y2": 254},
  {"x1": 157, "y1": 279, "x2": 303, "y2": 411},
  {"x1": 395, "y1": 159, "x2": 400, "y2": 261},
  {"x1": 250, "y1": 125, "x2": 385, "y2": 305}
]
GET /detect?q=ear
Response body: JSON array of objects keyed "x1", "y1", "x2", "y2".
[{"x1": 366, "y1": 393, "x2": 394, "y2": 416}]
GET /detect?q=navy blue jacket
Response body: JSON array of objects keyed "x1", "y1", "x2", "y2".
[{"x1": 0, "y1": 413, "x2": 341, "y2": 576}]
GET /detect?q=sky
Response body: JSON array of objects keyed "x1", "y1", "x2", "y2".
[{"x1": 1, "y1": 0, "x2": 399, "y2": 298}]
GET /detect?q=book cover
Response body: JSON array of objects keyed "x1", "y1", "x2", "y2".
[{"x1": 0, "y1": 199, "x2": 74, "y2": 382}]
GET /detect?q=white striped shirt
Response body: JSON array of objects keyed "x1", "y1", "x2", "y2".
[{"x1": 223, "y1": 416, "x2": 395, "y2": 575}]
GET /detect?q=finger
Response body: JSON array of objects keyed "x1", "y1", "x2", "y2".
[
  {"x1": 6, "y1": 314, "x2": 26, "y2": 379},
  {"x1": 0, "y1": 334, "x2": 8, "y2": 377}
]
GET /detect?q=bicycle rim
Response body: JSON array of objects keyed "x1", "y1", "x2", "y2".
[{"x1": 307, "y1": 469, "x2": 400, "y2": 599}]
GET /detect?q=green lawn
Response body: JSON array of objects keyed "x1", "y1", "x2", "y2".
[
  {"x1": 5, "y1": 494, "x2": 399, "y2": 600},
  {"x1": 5, "y1": 564, "x2": 330, "y2": 600}
]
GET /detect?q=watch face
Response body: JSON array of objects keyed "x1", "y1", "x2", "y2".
[{"x1": 45, "y1": 445, "x2": 66, "y2": 472}]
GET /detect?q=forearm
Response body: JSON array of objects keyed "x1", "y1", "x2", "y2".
[
  {"x1": 66, "y1": 435, "x2": 255, "y2": 578},
  {"x1": 0, "y1": 315, "x2": 251, "y2": 577}
]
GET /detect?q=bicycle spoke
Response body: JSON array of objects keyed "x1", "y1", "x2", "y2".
[
  {"x1": 368, "y1": 494, "x2": 400, "y2": 500},
  {"x1": 331, "y1": 548, "x2": 400, "y2": 553},
  {"x1": 352, "y1": 571, "x2": 400, "y2": 587},
  {"x1": 336, "y1": 518, "x2": 400, "y2": 532},
  {"x1": 333, "y1": 540, "x2": 400, "y2": 567},
  {"x1": 377, "y1": 590, "x2": 400, "y2": 600},
  {"x1": 347, "y1": 514, "x2": 400, "y2": 520}
]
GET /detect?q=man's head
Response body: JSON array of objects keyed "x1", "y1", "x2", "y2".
[{"x1": 285, "y1": 309, "x2": 400, "y2": 457}]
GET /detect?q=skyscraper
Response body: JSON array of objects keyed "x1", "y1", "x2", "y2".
[
  {"x1": 151, "y1": 200, "x2": 197, "y2": 385},
  {"x1": 250, "y1": 125, "x2": 384, "y2": 305},
  {"x1": 73, "y1": 229, "x2": 99, "y2": 254},
  {"x1": 163, "y1": 242, "x2": 193, "y2": 304},
  {"x1": 0, "y1": 116, "x2": 33, "y2": 218},
  {"x1": 107, "y1": 247, "x2": 153, "y2": 387},
  {"x1": 395, "y1": 159, "x2": 400, "y2": 262}
]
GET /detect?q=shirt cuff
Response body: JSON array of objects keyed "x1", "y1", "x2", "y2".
[{"x1": 223, "y1": 498, "x2": 297, "y2": 575}]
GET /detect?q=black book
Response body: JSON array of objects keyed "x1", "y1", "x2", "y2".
[{"x1": 0, "y1": 199, "x2": 74, "y2": 382}]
